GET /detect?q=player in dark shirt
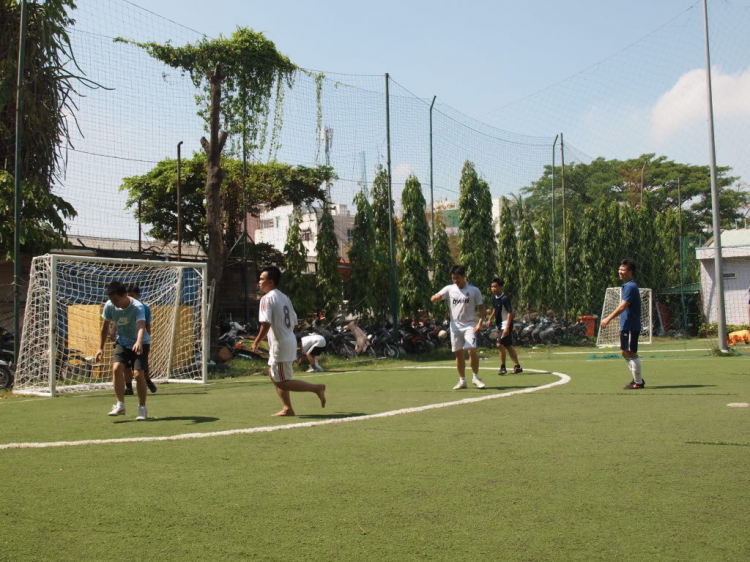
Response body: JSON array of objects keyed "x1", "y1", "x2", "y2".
[{"x1": 486, "y1": 278, "x2": 522, "y2": 375}]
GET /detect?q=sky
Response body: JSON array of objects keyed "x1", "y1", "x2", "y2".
[
  {"x1": 59, "y1": 0, "x2": 750, "y2": 239},
  {"x1": 130, "y1": 0, "x2": 715, "y2": 117}
]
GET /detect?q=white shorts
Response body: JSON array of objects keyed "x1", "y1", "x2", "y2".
[
  {"x1": 450, "y1": 322, "x2": 477, "y2": 352},
  {"x1": 269, "y1": 362, "x2": 294, "y2": 383}
]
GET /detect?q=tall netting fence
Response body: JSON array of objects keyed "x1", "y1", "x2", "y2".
[{"x1": 31, "y1": 0, "x2": 750, "y2": 352}]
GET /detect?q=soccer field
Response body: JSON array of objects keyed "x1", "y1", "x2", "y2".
[{"x1": 1, "y1": 350, "x2": 749, "y2": 562}]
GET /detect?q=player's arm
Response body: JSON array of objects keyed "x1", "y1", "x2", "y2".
[
  {"x1": 430, "y1": 286, "x2": 449, "y2": 303},
  {"x1": 475, "y1": 304, "x2": 487, "y2": 333},
  {"x1": 600, "y1": 300, "x2": 629, "y2": 329},
  {"x1": 132, "y1": 319, "x2": 146, "y2": 355},
  {"x1": 96, "y1": 320, "x2": 110, "y2": 362},
  {"x1": 486, "y1": 308, "x2": 496, "y2": 327},
  {"x1": 252, "y1": 322, "x2": 271, "y2": 353},
  {"x1": 503, "y1": 311, "x2": 514, "y2": 336}
]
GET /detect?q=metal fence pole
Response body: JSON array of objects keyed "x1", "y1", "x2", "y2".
[
  {"x1": 429, "y1": 95, "x2": 436, "y2": 238},
  {"x1": 385, "y1": 73, "x2": 399, "y2": 339}
]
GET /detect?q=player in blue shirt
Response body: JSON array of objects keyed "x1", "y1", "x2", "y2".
[
  {"x1": 123, "y1": 284, "x2": 157, "y2": 395},
  {"x1": 96, "y1": 281, "x2": 151, "y2": 419},
  {"x1": 600, "y1": 259, "x2": 644, "y2": 389}
]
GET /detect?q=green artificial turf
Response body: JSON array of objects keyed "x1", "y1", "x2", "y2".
[{"x1": 1, "y1": 350, "x2": 748, "y2": 561}]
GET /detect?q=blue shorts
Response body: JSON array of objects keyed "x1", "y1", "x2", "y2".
[{"x1": 620, "y1": 330, "x2": 639, "y2": 353}]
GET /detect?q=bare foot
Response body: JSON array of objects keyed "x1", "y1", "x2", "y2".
[
  {"x1": 272, "y1": 409, "x2": 296, "y2": 417},
  {"x1": 317, "y1": 384, "x2": 326, "y2": 408}
]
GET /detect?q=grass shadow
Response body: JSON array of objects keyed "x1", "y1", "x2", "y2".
[
  {"x1": 297, "y1": 412, "x2": 367, "y2": 420},
  {"x1": 648, "y1": 384, "x2": 717, "y2": 389},
  {"x1": 114, "y1": 415, "x2": 219, "y2": 424}
]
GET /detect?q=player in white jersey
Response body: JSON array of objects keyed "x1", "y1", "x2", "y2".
[
  {"x1": 251, "y1": 266, "x2": 326, "y2": 416},
  {"x1": 430, "y1": 265, "x2": 487, "y2": 390}
]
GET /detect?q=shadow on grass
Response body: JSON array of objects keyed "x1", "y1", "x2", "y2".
[
  {"x1": 297, "y1": 412, "x2": 367, "y2": 420},
  {"x1": 114, "y1": 415, "x2": 219, "y2": 424},
  {"x1": 648, "y1": 384, "x2": 717, "y2": 389}
]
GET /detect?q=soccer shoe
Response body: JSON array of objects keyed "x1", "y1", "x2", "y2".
[
  {"x1": 107, "y1": 404, "x2": 126, "y2": 416},
  {"x1": 124, "y1": 387, "x2": 134, "y2": 396},
  {"x1": 146, "y1": 379, "x2": 157, "y2": 393},
  {"x1": 623, "y1": 380, "x2": 645, "y2": 389},
  {"x1": 306, "y1": 367, "x2": 316, "y2": 373},
  {"x1": 136, "y1": 405, "x2": 148, "y2": 421},
  {"x1": 453, "y1": 379, "x2": 467, "y2": 390},
  {"x1": 513, "y1": 365, "x2": 523, "y2": 374},
  {"x1": 472, "y1": 376, "x2": 486, "y2": 389},
  {"x1": 499, "y1": 365, "x2": 507, "y2": 375}
]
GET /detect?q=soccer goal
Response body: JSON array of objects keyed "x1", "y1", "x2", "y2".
[
  {"x1": 596, "y1": 287, "x2": 653, "y2": 347},
  {"x1": 14, "y1": 254, "x2": 208, "y2": 396}
]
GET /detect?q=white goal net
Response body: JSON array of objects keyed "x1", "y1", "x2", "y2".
[
  {"x1": 596, "y1": 287, "x2": 653, "y2": 348},
  {"x1": 15, "y1": 254, "x2": 208, "y2": 396}
]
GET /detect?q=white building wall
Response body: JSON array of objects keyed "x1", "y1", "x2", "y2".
[{"x1": 696, "y1": 246, "x2": 750, "y2": 325}]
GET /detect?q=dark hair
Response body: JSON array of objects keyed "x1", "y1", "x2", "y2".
[
  {"x1": 126, "y1": 283, "x2": 141, "y2": 296},
  {"x1": 491, "y1": 278, "x2": 503, "y2": 286},
  {"x1": 620, "y1": 258, "x2": 637, "y2": 274},
  {"x1": 450, "y1": 265, "x2": 466, "y2": 276},
  {"x1": 260, "y1": 266, "x2": 282, "y2": 287},
  {"x1": 106, "y1": 281, "x2": 127, "y2": 297}
]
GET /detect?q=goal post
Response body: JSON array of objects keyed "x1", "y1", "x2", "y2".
[
  {"x1": 596, "y1": 287, "x2": 653, "y2": 348},
  {"x1": 14, "y1": 254, "x2": 208, "y2": 396}
]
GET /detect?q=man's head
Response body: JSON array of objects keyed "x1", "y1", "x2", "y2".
[
  {"x1": 450, "y1": 265, "x2": 466, "y2": 287},
  {"x1": 491, "y1": 278, "x2": 504, "y2": 295},
  {"x1": 106, "y1": 281, "x2": 129, "y2": 308},
  {"x1": 258, "y1": 266, "x2": 282, "y2": 295},
  {"x1": 618, "y1": 258, "x2": 636, "y2": 282},
  {"x1": 126, "y1": 283, "x2": 141, "y2": 299}
]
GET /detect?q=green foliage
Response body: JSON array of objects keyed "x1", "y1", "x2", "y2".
[
  {"x1": 431, "y1": 219, "x2": 453, "y2": 320},
  {"x1": 458, "y1": 162, "x2": 497, "y2": 297},
  {"x1": 282, "y1": 207, "x2": 315, "y2": 319},
  {"x1": 517, "y1": 207, "x2": 538, "y2": 313},
  {"x1": 370, "y1": 166, "x2": 397, "y2": 321},
  {"x1": 315, "y1": 204, "x2": 343, "y2": 319},
  {"x1": 115, "y1": 27, "x2": 296, "y2": 153},
  {"x1": 119, "y1": 153, "x2": 333, "y2": 253},
  {"x1": 347, "y1": 190, "x2": 376, "y2": 317},
  {"x1": 399, "y1": 175, "x2": 431, "y2": 318},
  {"x1": 0, "y1": 171, "x2": 75, "y2": 259},
  {"x1": 0, "y1": 0, "x2": 92, "y2": 258},
  {"x1": 534, "y1": 217, "x2": 553, "y2": 314},
  {"x1": 522, "y1": 154, "x2": 746, "y2": 235},
  {"x1": 497, "y1": 197, "x2": 520, "y2": 299}
]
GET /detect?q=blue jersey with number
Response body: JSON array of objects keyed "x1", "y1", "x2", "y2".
[
  {"x1": 620, "y1": 280, "x2": 641, "y2": 332},
  {"x1": 259, "y1": 288, "x2": 297, "y2": 364}
]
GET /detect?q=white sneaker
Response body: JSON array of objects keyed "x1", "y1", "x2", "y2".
[
  {"x1": 136, "y1": 405, "x2": 147, "y2": 421},
  {"x1": 453, "y1": 379, "x2": 467, "y2": 390},
  {"x1": 306, "y1": 367, "x2": 316, "y2": 373},
  {"x1": 314, "y1": 365, "x2": 324, "y2": 372},
  {"x1": 107, "y1": 404, "x2": 126, "y2": 416},
  {"x1": 472, "y1": 376, "x2": 486, "y2": 389}
]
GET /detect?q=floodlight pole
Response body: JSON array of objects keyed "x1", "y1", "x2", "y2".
[
  {"x1": 177, "y1": 141, "x2": 183, "y2": 262},
  {"x1": 702, "y1": 0, "x2": 728, "y2": 351},
  {"x1": 429, "y1": 95, "x2": 436, "y2": 237},
  {"x1": 13, "y1": 0, "x2": 29, "y2": 362},
  {"x1": 385, "y1": 73, "x2": 399, "y2": 340},
  {"x1": 551, "y1": 134, "x2": 559, "y2": 263},
  {"x1": 560, "y1": 133, "x2": 568, "y2": 321}
]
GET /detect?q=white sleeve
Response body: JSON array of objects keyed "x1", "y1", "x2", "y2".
[
  {"x1": 437, "y1": 285, "x2": 450, "y2": 300},
  {"x1": 259, "y1": 295, "x2": 273, "y2": 324}
]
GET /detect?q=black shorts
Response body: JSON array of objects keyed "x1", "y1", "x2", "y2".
[
  {"x1": 309, "y1": 346, "x2": 323, "y2": 357},
  {"x1": 113, "y1": 343, "x2": 150, "y2": 372},
  {"x1": 620, "y1": 330, "x2": 639, "y2": 353},
  {"x1": 498, "y1": 333, "x2": 513, "y2": 347}
]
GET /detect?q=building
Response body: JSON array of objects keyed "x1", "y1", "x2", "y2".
[
  {"x1": 695, "y1": 228, "x2": 750, "y2": 325},
  {"x1": 254, "y1": 204, "x2": 355, "y2": 263}
]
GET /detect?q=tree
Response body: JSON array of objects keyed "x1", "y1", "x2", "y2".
[
  {"x1": 458, "y1": 161, "x2": 497, "y2": 297},
  {"x1": 118, "y1": 28, "x2": 297, "y2": 335},
  {"x1": 0, "y1": 0, "x2": 90, "y2": 257},
  {"x1": 120, "y1": 153, "x2": 332, "y2": 255},
  {"x1": 517, "y1": 207, "x2": 538, "y2": 313},
  {"x1": 431, "y1": 218, "x2": 453, "y2": 320},
  {"x1": 370, "y1": 165, "x2": 397, "y2": 321},
  {"x1": 535, "y1": 217, "x2": 553, "y2": 314},
  {"x1": 315, "y1": 204, "x2": 343, "y2": 319},
  {"x1": 283, "y1": 207, "x2": 315, "y2": 319},
  {"x1": 497, "y1": 197, "x2": 520, "y2": 300},
  {"x1": 347, "y1": 190, "x2": 376, "y2": 317},
  {"x1": 399, "y1": 175, "x2": 431, "y2": 319}
]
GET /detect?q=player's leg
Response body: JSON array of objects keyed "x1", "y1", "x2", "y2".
[
  {"x1": 112, "y1": 363, "x2": 126, "y2": 402},
  {"x1": 451, "y1": 329, "x2": 467, "y2": 389},
  {"x1": 124, "y1": 367, "x2": 134, "y2": 395},
  {"x1": 497, "y1": 342, "x2": 507, "y2": 374},
  {"x1": 108, "y1": 344, "x2": 129, "y2": 416},
  {"x1": 132, "y1": 345, "x2": 150, "y2": 419},
  {"x1": 270, "y1": 362, "x2": 326, "y2": 415},
  {"x1": 462, "y1": 326, "x2": 484, "y2": 388},
  {"x1": 304, "y1": 352, "x2": 316, "y2": 372},
  {"x1": 620, "y1": 331, "x2": 643, "y2": 389},
  {"x1": 507, "y1": 345, "x2": 522, "y2": 373}
]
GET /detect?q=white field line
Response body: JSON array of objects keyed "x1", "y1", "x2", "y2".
[{"x1": 0, "y1": 369, "x2": 569, "y2": 450}]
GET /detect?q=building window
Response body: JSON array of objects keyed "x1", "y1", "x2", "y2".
[
  {"x1": 347, "y1": 229, "x2": 354, "y2": 242},
  {"x1": 302, "y1": 230, "x2": 313, "y2": 242},
  {"x1": 260, "y1": 219, "x2": 274, "y2": 229},
  {"x1": 723, "y1": 272, "x2": 737, "y2": 280}
]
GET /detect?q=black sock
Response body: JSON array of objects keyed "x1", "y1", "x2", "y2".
[{"x1": 125, "y1": 382, "x2": 133, "y2": 390}]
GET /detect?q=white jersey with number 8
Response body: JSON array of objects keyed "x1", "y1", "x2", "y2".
[{"x1": 259, "y1": 288, "x2": 298, "y2": 364}]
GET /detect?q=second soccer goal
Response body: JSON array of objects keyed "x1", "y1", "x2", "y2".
[{"x1": 596, "y1": 287, "x2": 653, "y2": 347}]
